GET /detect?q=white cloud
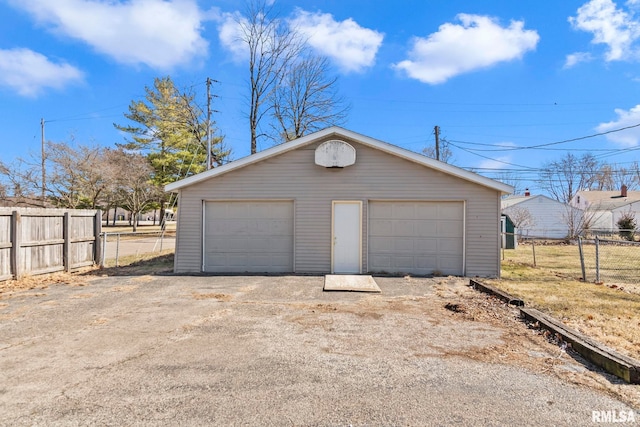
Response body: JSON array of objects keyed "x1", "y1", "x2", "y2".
[
  {"x1": 0, "y1": 48, "x2": 84, "y2": 97},
  {"x1": 596, "y1": 105, "x2": 640, "y2": 146},
  {"x1": 563, "y1": 51, "x2": 594, "y2": 68},
  {"x1": 9, "y1": 0, "x2": 208, "y2": 69},
  {"x1": 288, "y1": 10, "x2": 384, "y2": 73},
  {"x1": 495, "y1": 141, "x2": 518, "y2": 148},
  {"x1": 569, "y1": 0, "x2": 640, "y2": 61},
  {"x1": 216, "y1": 11, "x2": 249, "y2": 61},
  {"x1": 477, "y1": 156, "x2": 513, "y2": 170},
  {"x1": 393, "y1": 14, "x2": 539, "y2": 84}
]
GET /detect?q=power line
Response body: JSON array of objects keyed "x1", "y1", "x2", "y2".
[
  {"x1": 448, "y1": 122, "x2": 640, "y2": 152},
  {"x1": 447, "y1": 141, "x2": 537, "y2": 170}
]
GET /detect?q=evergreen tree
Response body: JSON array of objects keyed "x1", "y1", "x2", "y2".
[{"x1": 114, "y1": 76, "x2": 229, "y2": 220}]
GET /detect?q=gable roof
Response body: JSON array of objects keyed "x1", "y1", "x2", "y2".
[
  {"x1": 501, "y1": 194, "x2": 566, "y2": 209},
  {"x1": 166, "y1": 126, "x2": 513, "y2": 194},
  {"x1": 575, "y1": 190, "x2": 640, "y2": 211},
  {"x1": 501, "y1": 195, "x2": 530, "y2": 209}
]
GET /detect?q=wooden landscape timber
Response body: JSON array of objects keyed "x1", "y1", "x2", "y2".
[
  {"x1": 469, "y1": 278, "x2": 640, "y2": 384},
  {"x1": 469, "y1": 278, "x2": 524, "y2": 306},
  {"x1": 520, "y1": 307, "x2": 640, "y2": 385}
]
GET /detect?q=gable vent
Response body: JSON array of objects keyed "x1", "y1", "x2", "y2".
[{"x1": 314, "y1": 140, "x2": 356, "y2": 168}]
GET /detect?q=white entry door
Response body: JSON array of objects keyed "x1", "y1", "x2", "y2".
[{"x1": 332, "y1": 201, "x2": 362, "y2": 274}]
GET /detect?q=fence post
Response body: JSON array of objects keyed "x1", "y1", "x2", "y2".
[
  {"x1": 115, "y1": 233, "x2": 120, "y2": 267},
  {"x1": 94, "y1": 209, "x2": 102, "y2": 267},
  {"x1": 595, "y1": 236, "x2": 601, "y2": 284},
  {"x1": 101, "y1": 232, "x2": 107, "y2": 268},
  {"x1": 11, "y1": 210, "x2": 21, "y2": 280},
  {"x1": 531, "y1": 239, "x2": 537, "y2": 267},
  {"x1": 577, "y1": 237, "x2": 586, "y2": 281},
  {"x1": 63, "y1": 212, "x2": 70, "y2": 272}
]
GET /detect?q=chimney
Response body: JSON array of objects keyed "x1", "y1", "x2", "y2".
[
  {"x1": 524, "y1": 188, "x2": 530, "y2": 197},
  {"x1": 621, "y1": 184, "x2": 628, "y2": 198}
]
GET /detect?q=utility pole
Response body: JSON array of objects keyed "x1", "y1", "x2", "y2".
[
  {"x1": 434, "y1": 125, "x2": 440, "y2": 161},
  {"x1": 206, "y1": 77, "x2": 212, "y2": 170},
  {"x1": 41, "y1": 118, "x2": 46, "y2": 206}
]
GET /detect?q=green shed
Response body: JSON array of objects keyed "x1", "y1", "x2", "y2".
[{"x1": 501, "y1": 214, "x2": 517, "y2": 249}]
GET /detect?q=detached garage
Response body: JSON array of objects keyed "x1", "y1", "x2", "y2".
[{"x1": 166, "y1": 127, "x2": 512, "y2": 277}]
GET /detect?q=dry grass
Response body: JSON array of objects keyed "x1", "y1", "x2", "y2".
[
  {"x1": 0, "y1": 270, "x2": 93, "y2": 299},
  {"x1": 96, "y1": 251, "x2": 175, "y2": 276},
  {"x1": 100, "y1": 249, "x2": 175, "y2": 271},
  {"x1": 488, "y1": 244, "x2": 640, "y2": 361},
  {"x1": 0, "y1": 252, "x2": 175, "y2": 298}
]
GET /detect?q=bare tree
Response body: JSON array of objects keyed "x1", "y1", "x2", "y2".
[
  {"x1": 271, "y1": 54, "x2": 349, "y2": 142},
  {"x1": 564, "y1": 205, "x2": 596, "y2": 239},
  {"x1": 538, "y1": 153, "x2": 600, "y2": 203},
  {"x1": 108, "y1": 149, "x2": 159, "y2": 232},
  {"x1": 46, "y1": 141, "x2": 108, "y2": 209},
  {"x1": 423, "y1": 137, "x2": 454, "y2": 164},
  {"x1": 494, "y1": 171, "x2": 521, "y2": 195},
  {"x1": 0, "y1": 157, "x2": 42, "y2": 205},
  {"x1": 237, "y1": 0, "x2": 303, "y2": 153},
  {"x1": 504, "y1": 207, "x2": 535, "y2": 230},
  {"x1": 0, "y1": 140, "x2": 109, "y2": 209},
  {"x1": 592, "y1": 162, "x2": 638, "y2": 191}
]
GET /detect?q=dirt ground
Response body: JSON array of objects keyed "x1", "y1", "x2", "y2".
[{"x1": 0, "y1": 272, "x2": 638, "y2": 426}]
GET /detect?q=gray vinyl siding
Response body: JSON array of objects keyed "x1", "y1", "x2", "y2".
[{"x1": 173, "y1": 137, "x2": 502, "y2": 277}]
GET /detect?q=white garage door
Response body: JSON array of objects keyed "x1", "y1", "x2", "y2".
[
  {"x1": 368, "y1": 201, "x2": 464, "y2": 276},
  {"x1": 204, "y1": 201, "x2": 294, "y2": 273}
]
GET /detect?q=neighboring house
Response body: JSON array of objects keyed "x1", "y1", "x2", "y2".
[
  {"x1": 165, "y1": 127, "x2": 513, "y2": 277},
  {"x1": 501, "y1": 192, "x2": 575, "y2": 239},
  {"x1": 571, "y1": 186, "x2": 640, "y2": 233},
  {"x1": 102, "y1": 207, "x2": 174, "y2": 224}
]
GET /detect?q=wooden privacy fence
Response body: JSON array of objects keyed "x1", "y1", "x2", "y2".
[{"x1": 0, "y1": 208, "x2": 102, "y2": 281}]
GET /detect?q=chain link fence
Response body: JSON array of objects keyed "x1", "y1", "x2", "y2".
[
  {"x1": 100, "y1": 230, "x2": 175, "y2": 267},
  {"x1": 501, "y1": 232, "x2": 640, "y2": 285},
  {"x1": 578, "y1": 237, "x2": 640, "y2": 284}
]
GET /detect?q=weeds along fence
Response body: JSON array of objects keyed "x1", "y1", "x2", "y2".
[
  {"x1": 100, "y1": 230, "x2": 175, "y2": 268},
  {"x1": 501, "y1": 233, "x2": 568, "y2": 268},
  {"x1": 0, "y1": 208, "x2": 101, "y2": 281},
  {"x1": 501, "y1": 232, "x2": 640, "y2": 285},
  {"x1": 578, "y1": 237, "x2": 640, "y2": 284}
]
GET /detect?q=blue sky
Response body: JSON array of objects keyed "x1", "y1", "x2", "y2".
[{"x1": 2, "y1": 0, "x2": 640, "y2": 194}]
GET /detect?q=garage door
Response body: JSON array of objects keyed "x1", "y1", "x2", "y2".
[
  {"x1": 368, "y1": 201, "x2": 464, "y2": 276},
  {"x1": 204, "y1": 201, "x2": 294, "y2": 273}
]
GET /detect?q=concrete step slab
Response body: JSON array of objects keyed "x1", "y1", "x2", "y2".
[{"x1": 323, "y1": 275, "x2": 381, "y2": 293}]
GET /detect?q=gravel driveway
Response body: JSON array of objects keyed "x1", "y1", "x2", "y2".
[{"x1": 0, "y1": 274, "x2": 637, "y2": 426}]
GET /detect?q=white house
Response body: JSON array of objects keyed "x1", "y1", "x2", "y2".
[
  {"x1": 571, "y1": 186, "x2": 640, "y2": 233},
  {"x1": 501, "y1": 192, "x2": 576, "y2": 239}
]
